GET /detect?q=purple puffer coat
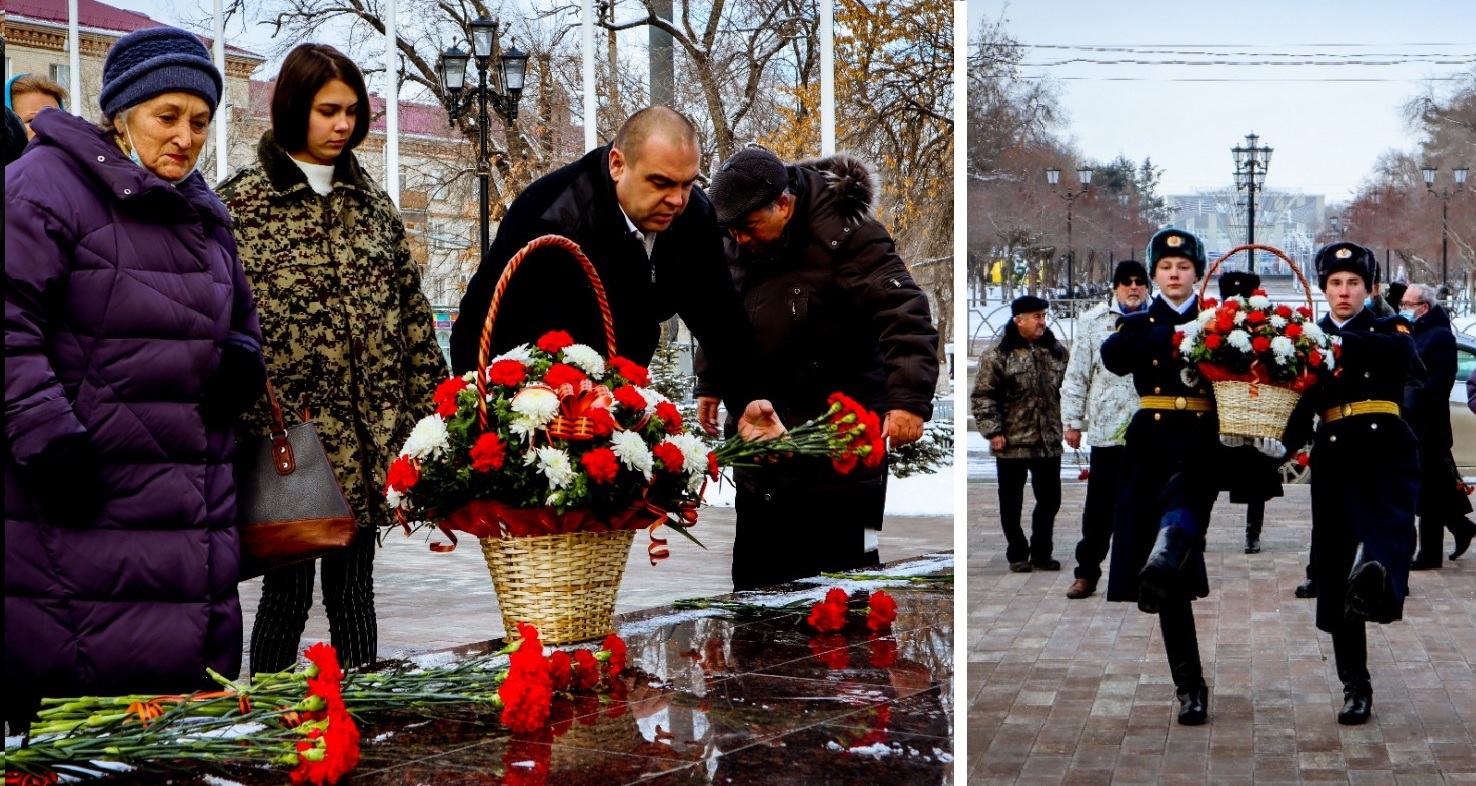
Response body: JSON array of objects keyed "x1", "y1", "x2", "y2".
[{"x1": 4, "y1": 109, "x2": 262, "y2": 699}]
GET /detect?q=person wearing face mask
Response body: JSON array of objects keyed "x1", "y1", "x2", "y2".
[
  {"x1": 1060, "y1": 261, "x2": 1150, "y2": 598},
  {"x1": 1397, "y1": 283, "x2": 1476, "y2": 568},
  {"x1": 3, "y1": 26, "x2": 265, "y2": 731},
  {"x1": 216, "y1": 44, "x2": 448, "y2": 674},
  {"x1": 1100, "y1": 228, "x2": 1228, "y2": 726},
  {"x1": 974, "y1": 296, "x2": 1069, "y2": 574}
]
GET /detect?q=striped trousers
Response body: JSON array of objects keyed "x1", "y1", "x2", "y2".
[{"x1": 249, "y1": 525, "x2": 378, "y2": 674}]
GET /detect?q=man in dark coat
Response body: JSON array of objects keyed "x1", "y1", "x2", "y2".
[
  {"x1": 974, "y1": 296, "x2": 1069, "y2": 573},
  {"x1": 451, "y1": 107, "x2": 761, "y2": 417},
  {"x1": 1281, "y1": 242, "x2": 1420, "y2": 725},
  {"x1": 699, "y1": 148, "x2": 939, "y2": 590},
  {"x1": 1399, "y1": 283, "x2": 1476, "y2": 567},
  {"x1": 1100, "y1": 228, "x2": 1220, "y2": 725}
]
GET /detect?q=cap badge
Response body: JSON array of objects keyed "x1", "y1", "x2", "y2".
[
  {"x1": 1166, "y1": 236, "x2": 1184, "y2": 248},
  {"x1": 1335, "y1": 248, "x2": 1352, "y2": 259}
]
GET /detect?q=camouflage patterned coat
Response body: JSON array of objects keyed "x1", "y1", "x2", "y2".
[{"x1": 218, "y1": 132, "x2": 447, "y2": 531}]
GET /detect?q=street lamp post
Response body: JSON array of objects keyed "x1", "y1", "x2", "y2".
[
  {"x1": 1232, "y1": 132, "x2": 1273, "y2": 272},
  {"x1": 1045, "y1": 166, "x2": 1093, "y2": 297},
  {"x1": 1421, "y1": 164, "x2": 1469, "y2": 292},
  {"x1": 438, "y1": 18, "x2": 529, "y2": 258}
]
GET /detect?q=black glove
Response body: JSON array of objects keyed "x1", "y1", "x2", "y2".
[
  {"x1": 201, "y1": 341, "x2": 267, "y2": 425},
  {"x1": 23, "y1": 432, "x2": 103, "y2": 526}
]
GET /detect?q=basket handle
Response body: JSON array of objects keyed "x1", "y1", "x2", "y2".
[
  {"x1": 475, "y1": 234, "x2": 618, "y2": 431},
  {"x1": 1197, "y1": 244, "x2": 1315, "y2": 314}
]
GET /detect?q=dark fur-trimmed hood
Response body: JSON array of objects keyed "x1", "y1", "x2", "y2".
[{"x1": 795, "y1": 153, "x2": 877, "y2": 223}]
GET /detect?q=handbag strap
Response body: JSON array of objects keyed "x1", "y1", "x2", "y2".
[
  {"x1": 265, "y1": 377, "x2": 288, "y2": 434},
  {"x1": 263, "y1": 377, "x2": 297, "y2": 476}
]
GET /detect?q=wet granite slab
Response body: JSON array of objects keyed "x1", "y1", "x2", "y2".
[{"x1": 59, "y1": 552, "x2": 953, "y2": 785}]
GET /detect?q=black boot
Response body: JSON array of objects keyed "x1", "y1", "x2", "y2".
[
  {"x1": 1345, "y1": 544, "x2": 1387, "y2": 623},
  {"x1": 1138, "y1": 526, "x2": 1193, "y2": 614},
  {"x1": 1245, "y1": 526, "x2": 1261, "y2": 554},
  {"x1": 1337, "y1": 680, "x2": 1373, "y2": 725},
  {"x1": 1294, "y1": 578, "x2": 1318, "y2": 598},
  {"x1": 1176, "y1": 682, "x2": 1209, "y2": 725},
  {"x1": 1450, "y1": 517, "x2": 1476, "y2": 560},
  {"x1": 1245, "y1": 503, "x2": 1264, "y2": 554}
]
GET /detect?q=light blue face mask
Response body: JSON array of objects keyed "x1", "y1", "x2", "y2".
[
  {"x1": 123, "y1": 124, "x2": 199, "y2": 185},
  {"x1": 1399, "y1": 309, "x2": 1417, "y2": 321}
]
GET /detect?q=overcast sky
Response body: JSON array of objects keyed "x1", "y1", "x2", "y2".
[{"x1": 968, "y1": 0, "x2": 1476, "y2": 202}]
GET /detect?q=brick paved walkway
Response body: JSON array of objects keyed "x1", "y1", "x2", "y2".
[{"x1": 968, "y1": 479, "x2": 1476, "y2": 784}]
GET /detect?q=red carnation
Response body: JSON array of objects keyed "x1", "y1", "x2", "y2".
[
  {"x1": 1201, "y1": 297, "x2": 1219, "y2": 308},
  {"x1": 386, "y1": 456, "x2": 419, "y2": 492},
  {"x1": 1252, "y1": 336, "x2": 1271, "y2": 353},
  {"x1": 547, "y1": 650, "x2": 573, "y2": 691},
  {"x1": 572, "y1": 649, "x2": 600, "y2": 691},
  {"x1": 1309, "y1": 349, "x2": 1324, "y2": 368},
  {"x1": 543, "y1": 362, "x2": 587, "y2": 389},
  {"x1": 1246, "y1": 310, "x2": 1267, "y2": 325},
  {"x1": 655, "y1": 401, "x2": 684, "y2": 434},
  {"x1": 809, "y1": 634, "x2": 850, "y2": 670},
  {"x1": 1173, "y1": 331, "x2": 1185, "y2": 346},
  {"x1": 1275, "y1": 304, "x2": 1293, "y2": 319},
  {"x1": 1205, "y1": 334, "x2": 1223, "y2": 351},
  {"x1": 866, "y1": 590, "x2": 898, "y2": 632},
  {"x1": 537, "y1": 331, "x2": 576, "y2": 354},
  {"x1": 1296, "y1": 451, "x2": 1310, "y2": 467},
  {"x1": 1296, "y1": 306, "x2": 1313, "y2": 318},
  {"x1": 580, "y1": 447, "x2": 620, "y2": 484},
  {"x1": 500, "y1": 624, "x2": 553, "y2": 734},
  {"x1": 1224, "y1": 299, "x2": 1241, "y2": 312},
  {"x1": 1285, "y1": 323, "x2": 1303, "y2": 340},
  {"x1": 863, "y1": 437, "x2": 887, "y2": 468},
  {"x1": 433, "y1": 377, "x2": 468, "y2": 418},
  {"x1": 585, "y1": 407, "x2": 616, "y2": 437},
  {"x1": 601, "y1": 635, "x2": 627, "y2": 676},
  {"x1": 488, "y1": 359, "x2": 527, "y2": 387},
  {"x1": 1216, "y1": 315, "x2": 1235, "y2": 334},
  {"x1": 833, "y1": 450, "x2": 861, "y2": 475},
  {"x1": 608, "y1": 356, "x2": 651, "y2": 387},
  {"x1": 652, "y1": 442, "x2": 685, "y2": 473},
  {"x1": 807, "y1": 588, "x2": 850, "y2": 633},
  {"x1": 1252, "y1": 288, "x2": 1268, "y2": 297},
  {"x1": 470, "y1": 432, "x2": 507, "y2": 472},
  {"x1": 613, "y1": 385, "x2": 647, "y2": 412},
  {"x1": 707, "y1": 451, "x2": 720, "y2": 480}
]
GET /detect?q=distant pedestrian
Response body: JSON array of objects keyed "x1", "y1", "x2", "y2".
[
  {"x1": 1060, "y1": 261, "x2": 1150, "y2": 598},
  {"x1": 973, "y1": 295, "x2": 1068, "y2": 573},
  {"x1": 4, "y1": 73, "x2": 68, "y2": 140}
]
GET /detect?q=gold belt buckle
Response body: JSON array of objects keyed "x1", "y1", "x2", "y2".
[
  {"x1": 1341, "y1": 403, "x2": 1354, "y2": 418},
  {"x1": 1174, "y1": 396, "x2": 1188, "y2": 411}
]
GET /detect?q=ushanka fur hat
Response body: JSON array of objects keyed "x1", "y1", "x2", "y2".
[
  {"x1": 1315, "y1": 242, "x2": 1377, "y2": 290},
  {"x1": 1145, "y1": 228, "x2": 1207, "y2": 277}
]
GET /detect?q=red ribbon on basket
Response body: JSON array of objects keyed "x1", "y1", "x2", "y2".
[{"x1": 420, "y1": 498, "x2": 689, "y2": 563}]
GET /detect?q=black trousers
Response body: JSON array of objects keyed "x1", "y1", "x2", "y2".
[
  {"x1": 1159, "y1": 595, "x2": 1204, "y2": 690},
  {"x1": 1331, "y1": 622, "x2": 1369, "y2": 685},
  {"x1": 732, "y1": 474, "x2": 885, "y2": 591},
  {"x1": 1073, "y1": 446, "x2": 1124, "y2": 581},
  {"x1": 997, "y1": 456, "x2": 1062, "y2": 564},
  {"x1": 250, "y1": 525, "x2": 379, "y2": 674}
]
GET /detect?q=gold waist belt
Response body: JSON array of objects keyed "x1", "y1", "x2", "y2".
[
  {"x1": 1138, "y1": 395, "x2": 1214, "y2": 412},
  {"x1": 1322, "y1": 400, "x2": 1399, "y2": 424}
]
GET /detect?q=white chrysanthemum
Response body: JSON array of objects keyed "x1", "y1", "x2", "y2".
[
  {"x1": 508, "y1": 417, "x2": 539, "y2": 443},
  {"x1": 462, "y1": 370, "x2": 479, "y2": 382},
  {"x1": 493, "y1": 344, "x2": 535, "y2": 366},
  {"x1": 386, "y1": 488, "x2": 404, "y2": 509},
  {"x1": 401, "y1": 415, "x2": 450, "y2": 459},
  {"x1": 1301, "y1": 322, "x2": 1326, "y2": 344},
  {"x1": 510, "y1": 388, "x2": 559, "y2": 427},
  {"x1": 1270, "y1": 336, "x2": 1295, "y2": 363},
  {"x1": 666, "y1": 434, "x2": 710, "y2": 475},
  {"x1": 611, "y1": 429, "x2": 654, "y2": 476},
  {"x1": 1247, "y1": 294, "x2": 1270, "y2": 310},
  {"x1": 687, "y1": 471, "x2": 706, "y2": 492},
  {"x1": 1324, "y1": 350, "x2": 1337, "y2": 371},
  {"x1": 561, "y1": 344, "x2": 606, "y2": 377},
  {"x1": 1178, "y1": 333, "x2": 1198, "y2": 355},
  {"x1": 1197, "y1": 308, "x2": 1217, "y2": 324},
  {"x1": 1269, "y1": 315, "x2": 1288, "y2": 329},
  {"x1": 638, "y1": 387, "x2": 669, "y2": 408},
  {"x1": 1227, "y1": 330, "x2": 1253, "y2": 352},
  {"x1": 1233, "y1": 310, "x2": 1248, "y2": 325},
  {"x1": 529, "y1": 446, "x2": 575, "y2": 489}
]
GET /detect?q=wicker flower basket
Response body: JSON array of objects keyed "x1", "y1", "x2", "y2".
[
  {"x1": 472, "y1": 235, "x2": 635, "y2": 646},
  {"x1": 1197, "y1": 244, "x2": 1317, "y2": 442}
]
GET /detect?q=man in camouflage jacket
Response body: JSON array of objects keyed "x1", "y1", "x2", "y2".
[
  {"x1": 972, "y1": 295, "x2": 1069, "y2": 572},
  {"x1": 217, "y1": 129, "x2": 447, "y2": 671}
]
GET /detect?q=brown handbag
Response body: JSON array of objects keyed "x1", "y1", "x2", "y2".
[{"x1": 236, "y1": 378, "x2": 357, "y2": 580}]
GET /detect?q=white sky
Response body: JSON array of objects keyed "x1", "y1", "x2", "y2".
[{"x1": 967, "y1": 0, "x2": 1476, "y2": 201}]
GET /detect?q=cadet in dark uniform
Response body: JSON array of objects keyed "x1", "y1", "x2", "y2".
[
  {"x1": 1282, "y1": 241, "x2": 1419, "y2": 725},
  {"x1": 1100, "y1": 228, "x2": 1219, "y2": 725}
]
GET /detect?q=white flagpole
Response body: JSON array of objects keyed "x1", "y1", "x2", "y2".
[
  {"x1": 583, "y1": 0, "x2": 597, "y2": 151},
  {"x1": 819, "y1": 0, "x2": 834, "y2": 155},
  {"x1": 212, "y1": 0, "x2": 227, "y2": 182},
  {"x1": 67, "y1": 0, "x2": 81, "y2": 115},
  {"x1": 385, "y1": 0, "x2": 400, "y2": 208}
]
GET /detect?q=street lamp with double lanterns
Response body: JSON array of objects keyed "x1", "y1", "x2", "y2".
[
  {"x1": 1420, "y1": 164, "x2": 1469, "y2": 293},
  {"x1": 1045, "y1": 165, "x2": 1093, "y2": 297},
  {"x1": 1232, "y1": 132, "x2": 1273, "y2": 272},
  {"x1": 438, "y1": 17, "x2": 529, "y2": 257}
]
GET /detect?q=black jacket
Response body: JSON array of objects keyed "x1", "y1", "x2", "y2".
[
  {"x1": 1406, "y1": 304, "x2": 1455, "y2": 452},
  {"x1": 695, "y1": 155, "x2": 939, "y2": 431},
  {"x1": 450, "y1": 145, "x2": 759, "y2": 409}
]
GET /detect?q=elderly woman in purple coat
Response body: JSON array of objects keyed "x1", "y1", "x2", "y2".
[{"x1": 3, "y1": 28, "x2": 265, "y2": 731}]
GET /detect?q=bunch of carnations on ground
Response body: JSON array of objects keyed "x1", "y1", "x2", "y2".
[
  {"x1": 1176, "y1": 290, "x2": 1337, "y2": 390},
  {"x1": 807, "y1": 588, "x2": 899, "y2": 634},
  {"x1": 386, "y1": 330, "x2": 883, "y2": 542},
  {"x1": 2, "y1": 629, "x2": 629, "y2": 784}
]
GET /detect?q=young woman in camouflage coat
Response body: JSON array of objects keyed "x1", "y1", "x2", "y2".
[{"x1": 217, "y1": 44, "x2": 447, "y2": 673}]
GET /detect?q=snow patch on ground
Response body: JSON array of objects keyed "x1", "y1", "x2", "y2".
[
  {"x1": 844, "y1": 742, "x2": 895, "y2": 757},
  {"x1": 703, "y1": 461, "x2": 954, "y2": 516}
]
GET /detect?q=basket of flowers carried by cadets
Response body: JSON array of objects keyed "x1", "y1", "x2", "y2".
[
  {"x1": 1176, "y1": 243, "x2": 1339, "y2": 442},
  {"x1": 385, "y1": 235, "x2": 884, "y2": 645}
]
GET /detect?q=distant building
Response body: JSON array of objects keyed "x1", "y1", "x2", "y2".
[{"x1": 1167, "y1": 192, "x2": 1326, "y2": 279}]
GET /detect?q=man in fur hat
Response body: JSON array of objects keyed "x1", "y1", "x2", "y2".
[
  {"x1": 974, "y1": 295, "x2": 1069, "y2": 573},
  {"x1": 698, "y1": 147, "x2": 940, "y2": 590}
]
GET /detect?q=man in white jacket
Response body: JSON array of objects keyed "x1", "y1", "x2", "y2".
[{"x1": 1061, "y1": 261, "x2": 1151, "y2": 598}]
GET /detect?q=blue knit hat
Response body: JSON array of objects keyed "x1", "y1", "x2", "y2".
[{"x1": 100, "y1": 27, "x2": 222, "y2": 119}]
